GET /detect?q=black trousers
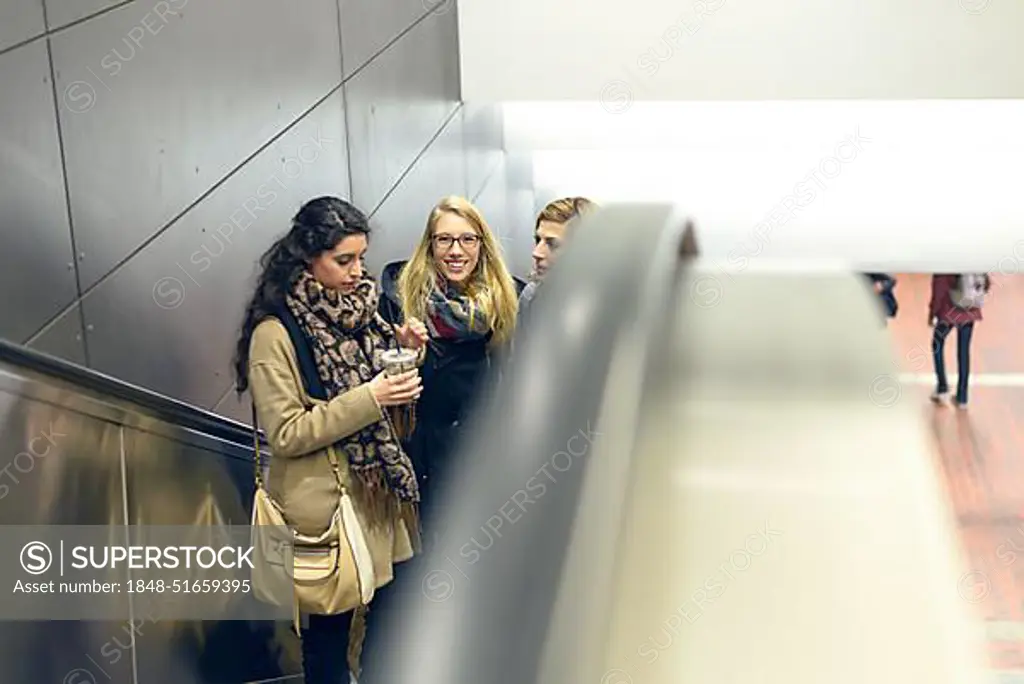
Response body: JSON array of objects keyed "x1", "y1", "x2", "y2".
[
  {"x1": 932, "y1": 321, "x2": 975, "y2": 404},
  {"x1": 300, "y1": 611, "x2": 352, "y2": 684}
]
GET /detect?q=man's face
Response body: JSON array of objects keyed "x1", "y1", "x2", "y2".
[{"x1": 531, "y1": 220, "x2": 568, "y2": 281}]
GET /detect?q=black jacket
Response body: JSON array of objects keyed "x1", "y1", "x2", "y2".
[
  {"x1": 378, "y1": 261, "x2": 525, "y2": 519},
  {"x1": 864, "y1": 273, "x2": 898, "y2": 319}
]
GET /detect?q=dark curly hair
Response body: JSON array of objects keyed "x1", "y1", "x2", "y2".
[{"x1": 232, "y1": 196, "x2": 371, "y2": 395}]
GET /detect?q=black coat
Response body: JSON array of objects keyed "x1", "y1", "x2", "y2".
[
  {"x1": 377, "y1": 261, "x2": 525, "y2": 521},
  {"x1": 864, "y1": 273, "x2": 898, "y2": 318}
]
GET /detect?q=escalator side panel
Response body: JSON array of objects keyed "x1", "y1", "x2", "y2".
[
  {"x1": 0, "y1": 385, "x2": 132, "y2": 682},
  {"x1": 370, "y1": 204, "x2": 690, "y2": 684},
  {"x1": 0, "y1": 357, "x2": 296, "y2": 684},
  {"x1": 122, "y1": 425, "x2": 302, "y2": 684}
]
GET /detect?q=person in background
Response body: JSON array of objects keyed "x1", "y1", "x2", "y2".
[
  {"x1": 233, "y1": 196, "x2": 428, "y2": 684},
  {"x1": 864, "y1": 273, "x2": 898, "y2": 324},
  {"x1": 928, "y1": 273, "x2": 991, "y2": 409},
  {"x1": 361, "y1": 196, "x2": 518, "y2": 682},
  {"x1": 518, "y1": 197, "x2": 597, "y2": 327}
]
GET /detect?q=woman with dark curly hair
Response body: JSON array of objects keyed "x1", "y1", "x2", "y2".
[{"x1": 232, "y1": 196, "x2": 429, "y2": 683}]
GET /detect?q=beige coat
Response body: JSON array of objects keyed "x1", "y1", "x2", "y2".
[{"x1": 247, "y1": 317, "x2": 416, "y2": 590}]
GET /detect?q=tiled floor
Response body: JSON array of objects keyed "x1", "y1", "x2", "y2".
[{"x1": 886, "y1": 274, "x2": 1024, "y2": 676}]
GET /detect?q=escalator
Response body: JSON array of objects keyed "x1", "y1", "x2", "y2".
[
  {"x1": 368, "y1": 204, "x2": 991, "y2": 684},
  {"x1": 0, "y1": 339, "x2": 299, "y2": 683},
  {"x1": 0, "y1": 204, "x2": 993, "y2": 684}
]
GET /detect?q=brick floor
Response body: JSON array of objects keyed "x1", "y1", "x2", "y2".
[
  {"x1": 928, "y1": 387, "x2": 1024, "y2": 671},
  {"x1": 886, "y1": 275, "x2": 1024, "y2": 673},
  {"x1": 887, "y1": 273, "x2": 1024, "y2": 374}
]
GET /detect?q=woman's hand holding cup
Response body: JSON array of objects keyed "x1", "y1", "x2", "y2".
[{"x1": 369, "y1": 369, "x2": 421, "y2": 407}]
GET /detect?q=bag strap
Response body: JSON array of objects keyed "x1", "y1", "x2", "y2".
[
  {"x1": 324, "y1": 445, "x2": 348, "y2": 495},
  {"x1": 250, "y1": 400, "x2": 348, "y2": 495},
  {"x1": 250, "y1": 402, "x2": 265, "y2": 489}
]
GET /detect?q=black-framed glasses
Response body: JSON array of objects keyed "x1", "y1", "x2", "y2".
[{"x1": 432, "y1": 234, "x2": 481, "y2": 251}]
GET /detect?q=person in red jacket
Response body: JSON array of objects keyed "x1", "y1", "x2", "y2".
[{"x1": 928, "y1": 273, "x2": 991, "y2": 408}]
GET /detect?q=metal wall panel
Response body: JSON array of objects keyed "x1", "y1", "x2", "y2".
[
  {"x1": 367, "y1": 108, "x2": 466, "y2": 275},
  {"x1": 344, "y1": 7, "x2": 460, "y2": 215},
  {"x1": 506, "y1": 151, "x2": 533, "y2": 191},
  {"x1": 44, "y1": 0, "x2": 130, "y2": 32},
  {"x1": 0, "y1": 40, "x2": 79, "y2": 344},
  {"x1": 471, "y1": 154, "x2": 510, "y2": 246},
  {"x1": 4, "y1": 0, "x2": 469, "y2": 424},
  {"x1": 463, "y1": 102, "x2": 504, "y2": 200},
  {"x1": 503, "y1": 152, "x2": 539, "y2": 279},
  {"x1": 0, "y1": 0, "x2": 45, "y2": 51},
  {"x1": 27, "y1": 303, "x2": 87, "y2": 367},
  {"x1": 212, "y1": 387, "x2": 252, "y2": 426},
  {"x1": 50, "y1": 0, "x2": 343, "y2": 290},
  {"x1": 337, "y1": 0, "x2": 433, "y2": 78},
  {"x1": 81, "y1": 94, "x2": 350, "y2": 410},
  {"x1": 533, "y1": 186, "x2": 556, "y2": 214},
  {"x1": 499, "y1": 151, "x2": 535, "y2": 280},
  {"x1": 505, "y1": 188, "x2": 538, "y2": 280}
]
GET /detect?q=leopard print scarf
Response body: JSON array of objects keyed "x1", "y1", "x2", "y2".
[{"x1": 285, "y1": 271, "x2": 420, "y2": 516}]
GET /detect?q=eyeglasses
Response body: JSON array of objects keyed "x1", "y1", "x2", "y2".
[{"x1": 432, "y1": 234, "x2": 481, "y2": 251}]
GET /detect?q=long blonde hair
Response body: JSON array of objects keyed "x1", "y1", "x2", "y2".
[{"x1": 397, "y1": 196, "x2": 519, "y2": 344}]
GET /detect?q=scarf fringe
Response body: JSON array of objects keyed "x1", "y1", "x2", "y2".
[
  {"x1": 348, "y1": 465, "x2": 422, "y2": 553},
  {"x1": 402, "y1": 502, "x2": 422, "y2": 555},
  {"x1": 347, "y1": 605, "x2": 369, "y2": 677}
]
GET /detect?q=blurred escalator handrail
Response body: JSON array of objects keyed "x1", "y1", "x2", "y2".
[{"x1": 371, "y1": 204, "x2": 696, "y2": 684}]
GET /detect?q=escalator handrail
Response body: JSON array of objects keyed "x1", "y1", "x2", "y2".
[
  {"x1": 370, "y1": 204, "x2": 693, "y2": 684},
  {"x1": 0, "y1": 338, "x2": 263, "y2": 449}
]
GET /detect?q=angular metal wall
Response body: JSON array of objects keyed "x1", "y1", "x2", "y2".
[
  {"x1": 0, "y1": 38, "x2": 80, "y2": 345},
  {"x1": 0, "y1": 0, "x2": 529, "y2": 431},
  {"x1": 0, "y1": 0, "x2": 45, "y2": 52}
]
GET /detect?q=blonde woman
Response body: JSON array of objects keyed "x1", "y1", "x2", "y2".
[
  {"x1": 378, "y1": 196, "x2": 518, "y2": 523},
  {"x1": 361, "y1": 196, "x2": 517, "y2": 680},
  {"x1": 360, "y1": 196, "x2": 518, "y2": 680}
]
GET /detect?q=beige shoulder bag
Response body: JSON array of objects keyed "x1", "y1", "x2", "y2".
[{"x1": 249, "y1": 404, "x2": 376, "y2": 631}]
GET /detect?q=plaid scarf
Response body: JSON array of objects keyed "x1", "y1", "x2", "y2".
[
  {"x1": 425, "y1": 281, "x2": 492, "y2": 342},
  {"x1": 285, "y1": 271, "x2": 420, "y2": 517}
]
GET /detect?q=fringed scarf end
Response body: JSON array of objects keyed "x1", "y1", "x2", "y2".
[
  {"x1": 347, "y1": 604, "x2": 369, "y2": 677},
  {"x1": 401, "y1": 502, "x2": 422, "y2": 555},
  {"x1": 350, "y1": 466, "x2": 421, "y2": 547}
]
